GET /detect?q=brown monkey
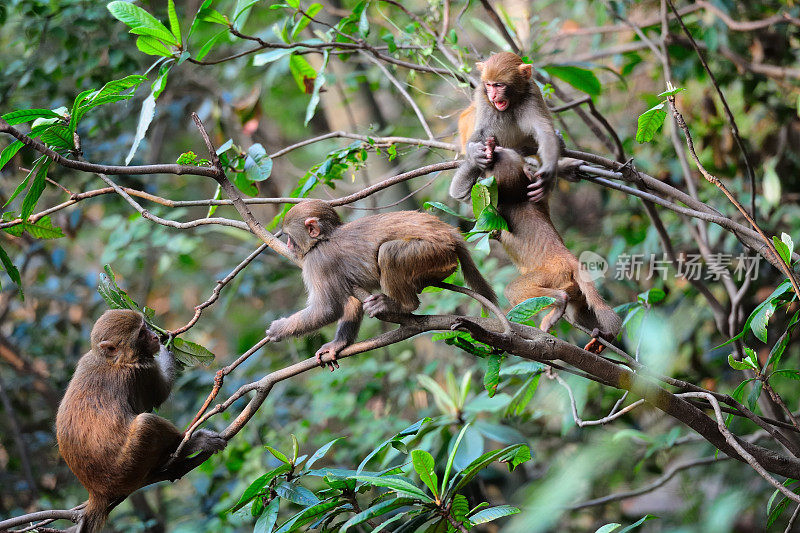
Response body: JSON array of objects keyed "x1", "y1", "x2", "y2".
[
  {"x1": 265, "y1": 200, "x2": 498, "y2": 368},
  {"x1": 452, "y1": 141, "x2": 621, "y2": 352},
  {"x1": 56, "y1": 310, "x2": 226, "y2": 532},
  {"x1": 455, "y1": 52, "x2": 562, "y2": 203}
]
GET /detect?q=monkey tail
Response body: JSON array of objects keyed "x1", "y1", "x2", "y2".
[
  {"x1": 455, "y1": 243, "x2": 499, "y2": 307},
  {"x1": 76, "y1": 496, "x2": 110, "y2": 533},
  {"x1": 574, "y1": 269, "x2": 622, "y2": 339}
]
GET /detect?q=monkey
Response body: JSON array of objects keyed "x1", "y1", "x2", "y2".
[
  {"x1": 265, "y1": 199, "x2": 498, "y2": 368},
  {"x1": 454, "y1": 52, "x2": 562, "y2": 203},
  {"x1": 451, "y1": 138, "x2": 621, "y2": 353},
  {"x1": 56, "y1": 310, "x2": 227, "y2": 533}
]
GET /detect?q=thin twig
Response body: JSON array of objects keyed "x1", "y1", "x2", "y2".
[
  {"x1": 169, "y1": 243, "x2": 269, "y2": 335},
  {"x1": 666, "y1": 96, "x2": 800, "y2": 302},
  {"x1": 666, "y1": 0, "x2": 757, "y2": 220}
]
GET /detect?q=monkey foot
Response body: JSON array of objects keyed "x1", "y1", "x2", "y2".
[
  {"x1": 363, "y1": 294, "x2": 401, "y2": 318},
  {"x1": 584, "y1": 329, "x2": 607, "y2": 354},
  {"x1": 315, "y1": 342, "x2": 344, "y2": 371}
]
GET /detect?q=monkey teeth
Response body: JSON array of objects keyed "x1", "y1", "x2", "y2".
[{"x1": 494, "y1": 100, "x2": 509, "y2": 111}]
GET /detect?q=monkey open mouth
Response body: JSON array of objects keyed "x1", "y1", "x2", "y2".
[{"x1": 493, "y1": 99, "x2": 509, "y2": 111}]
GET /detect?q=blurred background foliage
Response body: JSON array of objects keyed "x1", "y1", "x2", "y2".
[{"x1": 1, "y1": 0, "x2": 800, "y2": 531}]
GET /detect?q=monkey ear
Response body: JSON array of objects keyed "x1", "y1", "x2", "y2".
[
  {"x1": 518, "y1": 63, "x2": 532, "y2": 79},
  {"x1": 475, "y1": 61, "x2": 485, "y2": 73},
  {"x1": 304, "y1": 217, "x2": 321, "y2": 238},
  {"x1": 98, "y1": 340, "x2": 116, "y2": 352}
]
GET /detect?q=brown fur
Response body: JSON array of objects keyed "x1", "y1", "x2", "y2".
[
  {"x1": 56, "y1": 310, "x2": 226, "y2": 532},
  {"x1": 485, "y1": 148, "x2": 621, "y2": 351},
  {"x1": 266, "y1": 200, "x2": 498, "y2": 367}
]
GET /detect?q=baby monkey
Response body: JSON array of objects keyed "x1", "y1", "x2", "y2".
[
  {"x1": 56, "y1": 310, "x2": 226, "y2": 532},
  {"x1": 265, "y1": 200, "x2": 498, "y2": 369}
]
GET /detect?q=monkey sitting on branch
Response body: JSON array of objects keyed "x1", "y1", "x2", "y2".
[
  {"x1": 265, "y1": 199, "x2": 499, "y2": 369},
  {"x1": 56, "y1": 310, "x2": 227, "y2": 533},
  {"x1": 450, "y1": 52, "x2": 621, "y2": 352}
]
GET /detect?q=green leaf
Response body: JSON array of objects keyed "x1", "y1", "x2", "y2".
[
  {"x1": 289, "y1": 54, "x2": 316, "y2": 93},
  {"x1": 637, "y1": 287, "x2": 666, "y2": 305},
  {"x1": 771, "y1": 369, "x2": 800, "y2": 381},
  {"x1": 108, "y1": 1, "x2": 174, "y2": 37},
  {"x1": 136, "y1": 35, "x2": 173, "y2": 56},
  {"x1": 424, "y1": 201, "x2": 472, "y2": 220},
  {"x1": 657, "y1": 86, "x2": 685, "y2": 98},
  {"x1": 274, "y1": 480, "x2": 320, "y2": 506},
  {"x1": 352, "y1": 475, "x2": 432, "y2": 502},
  {"x1": 20, "y1": 158, "x2": 51, "y2": 220},
  {"x1": 254, "y1": 498, "x2": 280, "y2": 532},
  {"x1": 199, "y1": 7, "x2": 229, "y2": 26},
  {"x1": 441, "y1": 423, "x2": 470, "y2": 494},
  {"x1": 304, "y1": 67, "x2": 327, "y2": 126},
  {"x1": 3, "y1": 215, "x2": 64, "y2": 239},
  {"x1": 595, "y1": 525, "x2": 622, "y2": 533},
  {"x1": 38, "y1": 124, "x2": 74, "y2": 149},
  {"x1": 253, "y1": 47, "x2": 297, "y2": 66},
  {"x1": 245, "y1": 143, "x2": 274, "y2": 181},
  {"x1": 504, "y1": 374, "x2": 541, "y2": 417},
  {"x1": 449, "y1": 443, "x2": 527, "y2": 495},
  {"x1": 773, "y1": 234, "x2": 794, "y2": 266},
  {"x1": 151, "y1": 64, "x2": 170, "y2": 100},
  {"x1": 506, "y1": 297, "x2": 556, "y2": 325},
  {"x1": 728, "y1": 353, "x2": 756, "y2": 371},
  {"x1": 636, "y1": 103, "x2": 667, "y2": 143},
  {"x1": 542, "y1": 64, "x2": 601, "y2": 96},
  {"x1": 292, "y1": 3, "x2": 323, "y2": 39},
  {"x1": 617, "y1": 514, "x2": 658, "y2": 532},
  {"x1": 0, "y1": 244, "x2": 22, "y2": 297},
  {"x1": 411, "y1": 450, "x2": 438, "y2": 498},
  {"x1": 129, "y1": 25, "x2": 179, "y2": 45},
  {"x1": 228, "y1": 464, "x2": 290, "y2": 513},
  {"x1": 1, "y1": 108, "x2": 62, "y2": 126},
  {"x1": 417, "y1": 374, "x2": 457, "y2": 414},
  {"x1": 340, "y1": 498, "x2": 415, "y2": 532},
  {"x1": 97, "y1": 273, "x2": 128, "y2": 310},
  {"x1": 0, "y1": 141, "x2": 23, "y2": 171},
  {"x1": 469, "y1": 505, "x2": 520, "y2": 525},
  {"x1": 747, "y1": 380, "x2": 763, "y2": 411},
  {"x1": 471, "y1": 204, "x2": 508, "y2": 233},
  {"x1": 171, "y1": 337, "x2": 215, "y2": 366},
  {"x1": 167, "y1": 0, "x2": 181, "y2": 42},
  {"x1": 304, "y1": 437, "x2": 343, "y2": 470},
  {"x1": 3, "y1": 170, "x2": 31, "y2": 208},
  {"x1": 471, "y1": 182, "x2": 491, "y2": 217},
  {"x1": 273, "y1": 499, "x2": 340, "y2": 533},
  {"x1": 451, "y1": 494, "x2": 469, "y2": 523},
  {"x1": 266, "y1": 445, "x2": 292, "y2": 465},
  {"x1": 196, "y1": 29, "x2": 227, "y2": 61},
  {"x1": 484, "y1": 354, "x2": 501, "y2": 397}
]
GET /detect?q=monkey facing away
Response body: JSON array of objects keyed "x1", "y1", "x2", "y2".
[
  {"x1": 56, "y1": 310, "x2": 227, "y2": 533},
  {"x1": 453, "y1": 141, "x2": 621, "y2": 352},
  {"x1": 265, "y1": 200, "x2": 498, "y2": 368},
  {"x1": 455, "y1": 52, "x2": 562, "y2": 203}
]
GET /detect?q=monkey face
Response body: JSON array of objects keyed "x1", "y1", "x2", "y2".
[
  {"x1": 136, "y1": 321, "x2": 160, "y2": 357},
  {"x1": 484, "y1": 82, "x2": 509, "y2": 111}
]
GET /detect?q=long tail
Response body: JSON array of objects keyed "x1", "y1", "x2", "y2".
[
  {"x1": 76, "y1": 496, "x2": 110, "y2": 533},
  {"x1": 455, "y1": 243, "x2": 499, "y2": 307},
  {"x1": 575, "y1": 269, "x2": 622, "y2": 338}
]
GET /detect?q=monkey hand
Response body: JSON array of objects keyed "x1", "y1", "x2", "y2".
[
  {"x1": 265, "y1": 318, "x2": 291, "y2": 342},
  {"x1": 466, "y1": 141, "x2": 492, "y2": 170},
  {"x1": 185, "y1": 429, "x2": 227, "y2": 455},
  {"x1": 315, "y1": 340, "x2": 347, "y2": 372},
  {"x1": 527, "y1": 162, "x2": 557, "y2": 203}
]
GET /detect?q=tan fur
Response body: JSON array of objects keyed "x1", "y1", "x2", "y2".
[
  {"x1": 490, "y1": 149, "x2": 621, "y2": 351},
  {"x1": 266, "y1": 200, "x2": 498, "y2": 367}
]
